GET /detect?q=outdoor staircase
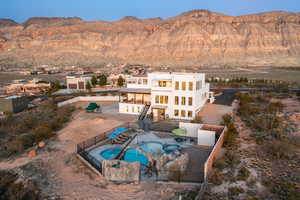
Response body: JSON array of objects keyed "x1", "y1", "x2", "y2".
[{"x1": 138, "y1": 104, "x2": 150, "y2": 120}]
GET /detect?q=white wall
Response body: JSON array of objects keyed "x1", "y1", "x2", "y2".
[
  {"x1": 58, "y1": 96, "x2": 120, "y2": 107},
  {"x1": 179, "y1": 122, "x2": 203, "y2": 138},
  {"x1": 197, "y1": 129, "x2": 216, "y2": 146},
  {"x1": 119, "y1": 103, "x2": 145, "y2": 115}
]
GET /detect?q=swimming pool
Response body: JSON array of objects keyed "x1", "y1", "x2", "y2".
[
  {"x1": 123, "y1": 148, "x2": 149, "y2": 166},
  {"x1": 163, "y1": 144, "x2": 181, "y2": 154},
  {"x1": 139, "y1": 141, "x2": 163, "y2": 153},
  {"x1": 100, "y1": 147, "x2": 122, "y2": 160}
]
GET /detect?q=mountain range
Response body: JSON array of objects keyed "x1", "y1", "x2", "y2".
[{"x1": 0, "y1": 10, "x2": 300, "y2": 68}]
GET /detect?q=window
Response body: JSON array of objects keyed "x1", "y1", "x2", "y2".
[
  {"x1": 160, "y1": 96, "x2": 164, "y2": 104},
  {"x1": 155, "y1": 96, "x2": 159, "y2": 103},
  {"x1": 175, "y1": 96, "x2": 179, "y2": 105},
  {"x1": 138, "y1": 106, "x2": 141, "y2": 112},
  {"x1": 188, "y1": 97, "x2": 193, "y2": 106},
  {"x1": 196, "y1": 81, "x2": 202, "y2": 90},
  {"x1": 188, "y1": 111, "x2": 193, "y2": 118},
  {"x1": 181, "y1": 110, "x2": 186, "y2": 117},
  {"x1": 174, "y1": 110, "x2": 179, "y2": 116},
  {"x1": 143, "y1": 79, "x2": 148, "y2": 85},
  {"x1": 189, "y1": 82, "x2": 193, "y2": 91},
  {"x1": 126, "y1": 106, "x2": 129, "y2": 112},
  {"x1": 181, "y1": 97, "x2": 186, "y2": 105},
  {"x1": 132, "y1": 106, "x2": 135, "y2": 112},
  {"x1": 138, "y1": 79, "x2": 142, "y2": 84},
  {"x1": 159, "y1": 81, "x2": 167, "y2": 87},
  {"x1": 164, "y1": 96, "x2": 169, "y2": 104},
  {"x1": 182, "y1": 82, "x2": 186, "y2": 90},
  {"x1": 175, "y1": 81, "x2": 179, "y2": 90}
]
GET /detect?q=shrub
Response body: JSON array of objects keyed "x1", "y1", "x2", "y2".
[
  {"x1": 264, "y1": 140, "x2": 294, "y2": 159},
  {"x1": 32, "y1": 125, "x2": 54, "y2": 143},
  {"x1": 228, "y1": 186, "x2": 245, "y2": 197},
  {"x1": 213, "y1": 158, "x2": 226, "y2": 170},
  {"x1": 225, "y1": 150, "x2": 241, "y2": 167},
  {"x1": 237, "y1": 166, "x2": 250, "y2": 181},
  {"x1": 0, "y1": 170, "x2": 40, "y2": 200},
  {"x1": 209, "y1": 169, "x2": 224, "y2": 185}
]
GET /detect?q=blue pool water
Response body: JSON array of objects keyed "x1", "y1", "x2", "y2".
[
  {"x1": 139, "y1": 141, "x2": 163, "y2": 153},
  {"x1": 100, "y1": 147, "x2": 122, "y2": 160},
  {"x1": 163, "y1": 144, "x2": 181, "y2": 154},
  {"x1": 124, "y1": 148, "x2": 149, "y2": 166},
  {"x1": 107, "y1": 127, "x2": 128, "y2": 139}
]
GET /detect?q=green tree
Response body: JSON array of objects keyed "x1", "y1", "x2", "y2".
[
  {"x1": 91, "y1": 76, "x2": 98, "y2": 86},
  {"x1": 117, "y1": 76, "x2": 125, "y2": 87},
  {"x1": 99, "y1": 74, "x2": 107, "y2": 86},
  {"x1": 86, "y1": 82, "x2": 92, "y2": 91}
]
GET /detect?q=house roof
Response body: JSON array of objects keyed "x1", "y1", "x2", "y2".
[{"x1": 119, "y1": 88, "x2": 151, "y2": 94}]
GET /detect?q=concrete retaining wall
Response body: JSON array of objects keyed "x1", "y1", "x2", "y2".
[{"x1": 58, "y1": 96, "x2": 121, "y2": 107}]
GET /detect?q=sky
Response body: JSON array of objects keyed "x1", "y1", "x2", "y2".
[{"x1": 1, "y1": 0, "x2": 299, "y2": 23}]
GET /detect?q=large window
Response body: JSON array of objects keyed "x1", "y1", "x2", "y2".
[
  {"x1": 189, "y1": 82, "x2": 193, "y2": 91},
  {"x1": 155, "y1": 96, "x2": 159, "y2": 104},
  {"x1": 175, "y1": 81, "x2": 179, "y2": 90},
  {"x1": 181, "y1": 110, "x2": 186, "y2": 117},
  {"x1": 143, "y1": 79, "x2": 148, "y2": 85},
  {"x1": 156, "y1": 95, "x2": 169, "y2": 104},
  {"x1": 175, "y1": 96, "x2": 179, "y2": 105},
  {"x1": 188, "y1": 97, "x2": 193, "y2": 106},
  {"x1": 182, "y1": 82, "x2": 186, "y2": 90},
  {"x1": 174, "y1": 109, "x2": 179, "y2": 117},
  {"x1": 181, "y1": 97, "x2": 186, "y2": 105},
  {"x1": 188, "y1": 111, "x2": 193, "y2": 118},
  {"x1": 158, "y1": 81, "x2": 167, "y2": 87}
]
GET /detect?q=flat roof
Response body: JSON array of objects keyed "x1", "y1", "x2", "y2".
[
  {"x1": 3, "y1": 95, "x2": 21, "y2": 100},
  {"x1": 119, "y1": 88, "x2": 151, "y2": 94}
]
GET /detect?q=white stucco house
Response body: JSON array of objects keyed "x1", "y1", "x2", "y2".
[
  {"x1": 119, "y1": 72, "x2": 215, "y2": 121},
  {"x1": 66, "y1": 76, "x2": 92, "y2": 91}
]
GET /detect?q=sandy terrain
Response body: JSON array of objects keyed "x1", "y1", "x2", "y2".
[
  {"x1": 0, "y1": 102, "x2": 196, "y2": 200},
  {"x1": 197, "y1": 103, "x2": 233, "y2": 125}
]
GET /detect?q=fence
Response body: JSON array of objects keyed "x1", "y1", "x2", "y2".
[
  {"x1": 58, "y1": 96, "x2": 122, "y2": 107},
  {"x1": 76, "y1": 123, "x2": 131, "y2": 173}
]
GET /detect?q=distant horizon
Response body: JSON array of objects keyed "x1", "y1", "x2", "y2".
[
  {"x1": 1, "y1": 0, "x2": 299, "y2": 23},
  {"x1": 2, "y1": 9, "x2": 300, "y2": 24}
]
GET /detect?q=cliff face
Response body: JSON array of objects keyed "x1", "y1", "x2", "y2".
[{"x1": 0, "y1": 10, "x2": 300, "y2": 67}]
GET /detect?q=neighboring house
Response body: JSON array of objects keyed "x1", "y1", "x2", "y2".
[
  {"x1": 4, "y1": 82, "x2": 51, "y2": 96},
  {"x1": 0, "y1": 95, "x2": 29, "y2": 113},
  {"x1": 119, "y1": 72, "x2": 215, "y2": 121},
  {"x1": 66, "y1": 76, "x2": 92, "y2": 91}
]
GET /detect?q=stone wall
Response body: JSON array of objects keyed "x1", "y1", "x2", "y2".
[{"x1": 102, "y1": 160, "x2": 140, "y2": 182}]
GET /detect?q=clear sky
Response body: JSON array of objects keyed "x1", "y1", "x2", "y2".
[{"x1": 1, "y1": 0, "x2": 299, "y2": 23}]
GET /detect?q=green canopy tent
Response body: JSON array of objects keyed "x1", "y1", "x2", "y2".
[
  {"x1": 172, "y1": 128, "x2": 187, "y2": 136},
  {"x1": 85, "y1": 102, "x2": 101, "y2": 112}
]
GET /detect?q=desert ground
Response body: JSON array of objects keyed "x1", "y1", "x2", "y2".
[{"x1": 0, "y1": 101, "x2": 199, "y2": 200}]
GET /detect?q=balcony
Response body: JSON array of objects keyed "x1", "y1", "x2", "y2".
[{"x1": 151, "y1": 80, "x2": 172, "y2": 91}]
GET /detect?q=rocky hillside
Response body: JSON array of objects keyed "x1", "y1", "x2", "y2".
[{"x1": 0, "y1": 10, "x2": 300, "y2": 67}]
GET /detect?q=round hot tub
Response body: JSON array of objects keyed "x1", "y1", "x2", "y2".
[
  {"x1": 139, "y1": 141, "x2": 163, "y2": 153},
  {"x1": 163, "y1": 144, "x2": 181, "y2": 154}
]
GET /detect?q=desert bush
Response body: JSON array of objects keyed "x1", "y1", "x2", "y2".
[
  {"x1": 224, "y1": 150, "x2": 241, "y2": 167},
  {"x1": 228, "y1": 186, "x2": 245, "y2": 197},
  {"x1": 221, "y1": 114, "x2": 239, "y2": 147},
  {"x1": 264, "y1": 140, "x2": 294, "y2": 159},
  {"x1": 209, "y1": 169, "x2": 224, "y2": 185},
  {"x1": 237, "y1": 166, "x2": 250, "y2": 181},
  {"x1": 213, "y1": 158, "x2": 226, "y2": 170},
  {"x1": 32, "y1": 125, "x2": 55, "y2": 143},
  {"x1": 271, "y1": 178, "x2": 300, "y2": 200},
  {"x1": 0, "y1": 170, "x2": 40, "y2": 200}
]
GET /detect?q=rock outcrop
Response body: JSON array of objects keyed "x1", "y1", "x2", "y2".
[{"x1": 0, "y1": 10, "x2": 300, "y2": 67}]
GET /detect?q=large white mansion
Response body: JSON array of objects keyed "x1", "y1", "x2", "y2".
[{"x1": 119, "y1": 72, "x2": 215, "y2": 121}]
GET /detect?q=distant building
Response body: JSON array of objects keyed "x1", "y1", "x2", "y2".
[
  {"x1": 66, "y1": 76, "x2": 92, "y2": 91},
  {"x1": 0, "y1": 95, "x2": 29, "y2": 114}
]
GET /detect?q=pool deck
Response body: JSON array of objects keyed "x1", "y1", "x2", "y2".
[{"x1": 181, "y1": 146, "x2": 212, "y2": 183}]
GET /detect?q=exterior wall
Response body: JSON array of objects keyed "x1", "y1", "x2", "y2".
[
  {"x1": 119, "y1": 103, "x2": 145, "y2": 115},
  {"x1": 179, "y1": 122, "x2": 203, "y2": 138},
  {"x1": 0, "y1": 96, "x2": 28, "y2": 113},
  {"x1": 204, "y1": 126, "x2": 227, "y2": 181},
  {"x1": 126, "y1": 77, "x2": 150, "y2": 89},
  {"x1": 58, "y1": 96, "x2": 120, "y2": 107},
  {"x1": 66, "y1": 76, "x2": 92, "y2": 91},
  {"x1": 197, "y1": 130, "x2": 215, "y2": 146}
]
